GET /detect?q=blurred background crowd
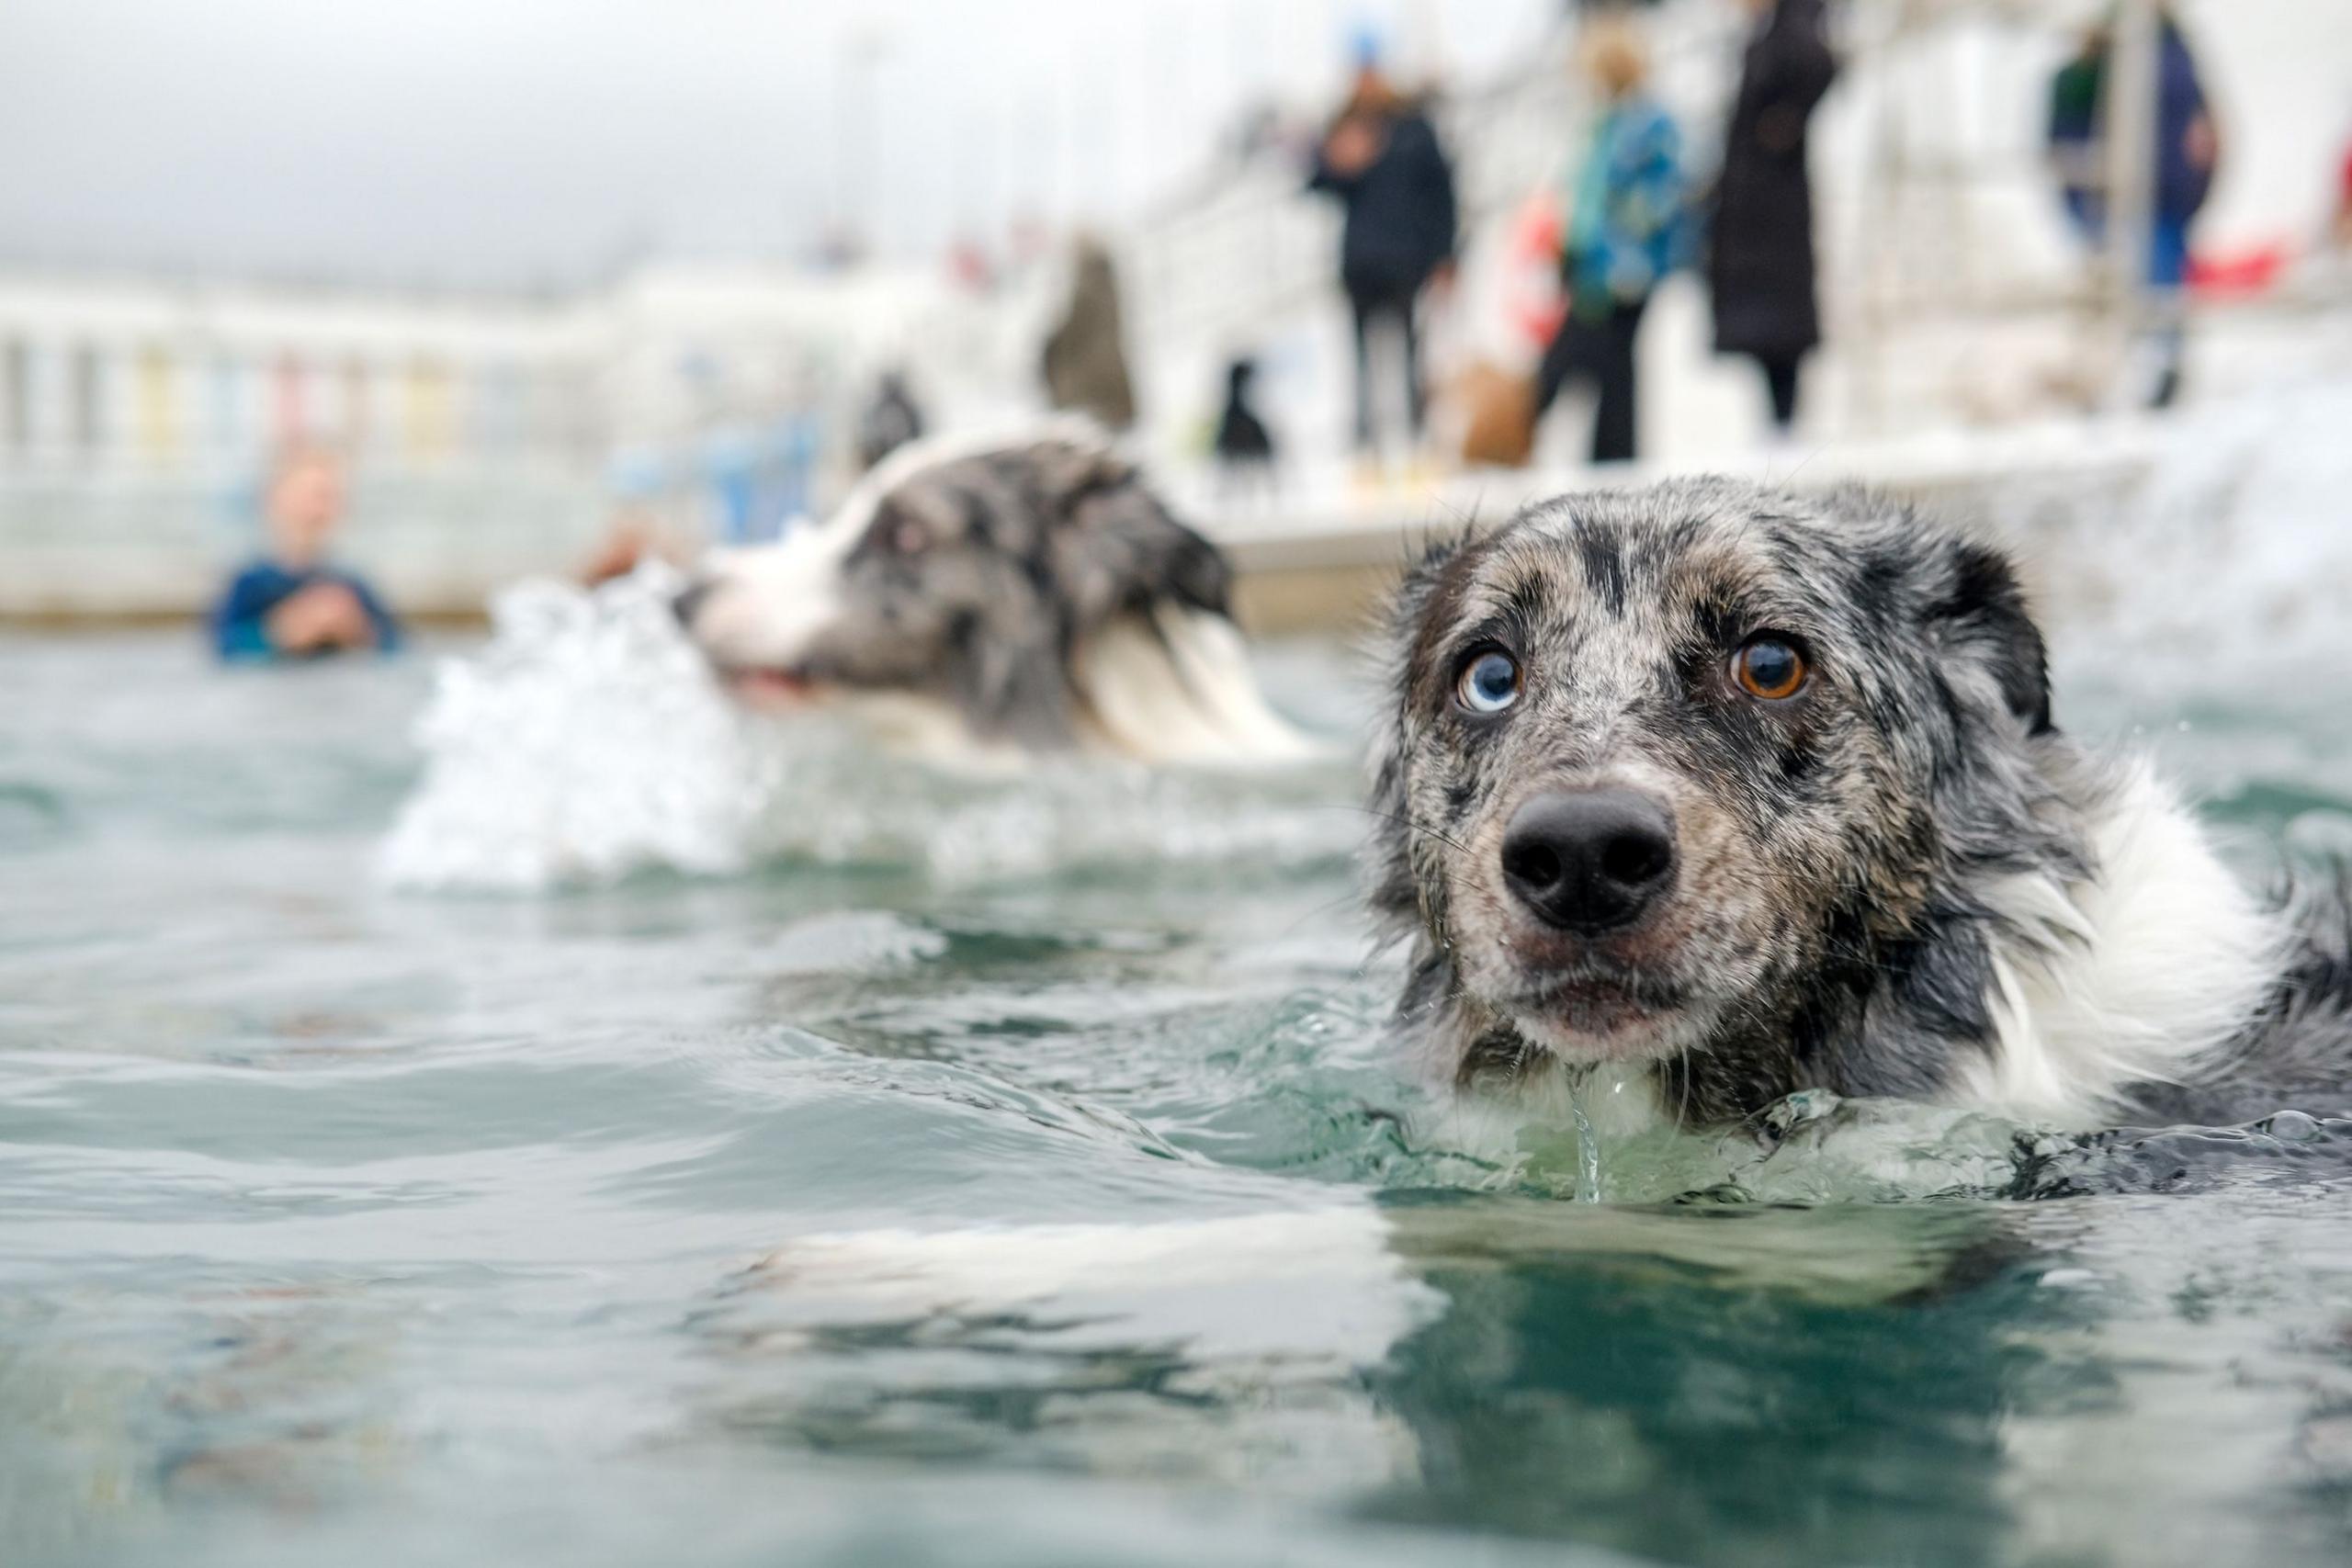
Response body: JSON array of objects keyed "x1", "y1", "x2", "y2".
[{"x1": 1, "y1": 0, "x2": 2348, "y2": 642}]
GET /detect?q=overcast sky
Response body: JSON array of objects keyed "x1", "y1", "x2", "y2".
[{"x1": 0, "y1": 0, "x2": 1549, "y2": 291}]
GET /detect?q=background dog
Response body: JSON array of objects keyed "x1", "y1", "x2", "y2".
[
  {"x1": 1212, "y1": 356, "x2": 1277, "y2": 500},
  {"x1": 676, "y1": 428, "x2": 1313, "y2": 766},
  {"x1": 1369, "y1": 478, "x2": 2352, "y2": 1130}
]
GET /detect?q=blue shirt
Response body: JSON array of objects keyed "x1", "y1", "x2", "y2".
[
  {"x1": 1566, "y1": 95, "x2": 1688, "y2": 315},
  {"x1": 210, "y1": 561, "x2": 402, "y2": 661}
]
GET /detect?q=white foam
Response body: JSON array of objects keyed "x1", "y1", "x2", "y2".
[
  {"x1": 2021, "y1": 376, "x2": 2352, "y2": 687},
  {"x1": 379, "y1": 564, "x2": 790, "y2": 892}
]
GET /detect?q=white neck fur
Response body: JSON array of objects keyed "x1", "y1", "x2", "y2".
[
  {"x1": 1951, "y1": 763, "x2": 2284, "y2": 1125},
  {"x1": 1071, "y1": 604, "x2": 1319, "y2": 766}
]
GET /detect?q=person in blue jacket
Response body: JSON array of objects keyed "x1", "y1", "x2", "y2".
[
  {"x1": 1532, "y1": 17, "x2": 1688, "y2": 465},
  {"x1": 211, "y1": 447, "x2": 401, "y2": 660}
]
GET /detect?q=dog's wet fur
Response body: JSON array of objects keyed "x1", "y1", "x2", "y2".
[
  {"x1": 1370, "y1": 479, "x2": 2352, "y2": 1129},
  {"x1": 678, "y1": 428, "x2": 1309, "y2": 765}
]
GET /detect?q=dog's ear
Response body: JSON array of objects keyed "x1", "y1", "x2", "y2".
[
  {"x1": 1386, "y1": 533, "x2": 1475, "y2": 641},
  {"x1": 1383, "y1": 531, "x2": 1485, "y2": 710},
  {"x1": 1037, "y1": 445, "x2": 1232, "y2": 624},
  {"x1": 1931, "y1": 537, "x2": 2053, "y2": 737}
]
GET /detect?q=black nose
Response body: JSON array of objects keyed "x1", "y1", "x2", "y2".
[
  {"x1": 672, "y1": 579, "x2": 717, "y2": 629},
  {"x1": 1499, "y1": 789, "x2": 1679, "y2": 934}
]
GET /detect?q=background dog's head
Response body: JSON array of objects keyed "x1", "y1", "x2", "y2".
[
  {"x1": 678, "y1": 433, "x2": 1231, "y2": 750},
  {"x1": 1371, "y1": 479, "x2": 2075, "y2": 1094}
]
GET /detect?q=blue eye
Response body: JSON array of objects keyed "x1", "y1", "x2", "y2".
[{"x1": 1456, "y1": 649, "x2": 1521, "y2": 714}]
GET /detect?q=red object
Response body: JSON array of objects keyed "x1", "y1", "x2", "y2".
[
  {"x1": 2187, "y1": 243, "x2": 2289, "y2": 297},
  {"x1": 1506, "y1": 192, "x2": 1567, "y2": 346}
]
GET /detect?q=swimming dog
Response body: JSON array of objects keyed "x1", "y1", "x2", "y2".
[
  {"x1": 1369, "y1": 478, "x2": 2352, "y2": 1130},
  {"x1": 675, "y1": 428, "x2": 1311, "y2": 766}
]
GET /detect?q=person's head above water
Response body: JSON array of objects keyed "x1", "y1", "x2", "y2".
[{"x1": 264, "y1": 446, "x2": 347, "y2": 570}]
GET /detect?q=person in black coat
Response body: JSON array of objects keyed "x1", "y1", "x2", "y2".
[
  {"x1": 1708, "y1": 0, "x2": 1837, "y2": 434},
  {"x1": 1308, "y1": 62, "x2": 1458, "y2": 456}
]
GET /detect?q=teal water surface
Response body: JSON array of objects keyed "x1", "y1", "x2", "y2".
[{"x1": 4, "y1": 627, "x2": 2352, "y2": 1568}]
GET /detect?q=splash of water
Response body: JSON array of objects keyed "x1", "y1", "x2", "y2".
[
  {"x1": 1566, "y1": 1082, "x2": 1603, "y2": 1204},
  {"x1": 379, "y1": 565, "x2": 790, "y2": 892},
  {"x1": 2019, "y1": 377, "x2": 2352, "y2": 686},
  {"x1": 1460, "y1": 1085, "x2": 2352, "y2": 1206},
  {"x1": 1989, "y1": 376, "x2": 2352, "y2": 872}
]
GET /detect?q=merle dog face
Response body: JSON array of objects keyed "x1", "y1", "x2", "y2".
[
  {"x1": 1370, "y1": 479, "x2": 2073, "y2": 1108},
  {"x1": 681, "y1": 436, "x2": 1229, "y2": 748}
]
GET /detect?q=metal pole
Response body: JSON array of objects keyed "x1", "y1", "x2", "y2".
[
  {"x1": 2102, "y1": 1, "x2": 2160, "y2": 357},
  {"x1": 1855, "y1": 0, "x2": 1920, "y2": 440},
  {"x1": 833, "y1": 28, "x2": 890, "y2": 261}
]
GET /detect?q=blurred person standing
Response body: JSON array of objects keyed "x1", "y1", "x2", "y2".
[
  {"x1": 210, "y1": 447, "x2": 401, "y2": 661},
  {"x1": 2048, "y1": 8, "x2": 2218, "y2": 408},
  {"x1": 1307, "y1": 42, "x2": 1458, "y2": 461},
  {"x1": 1532, "y1": 17, "x2": 1686, "y2": 465},
  {"x1": 1708, "y1": 0, "x2": 1837, "y2": 438},
  {"x1": 1042, "y1": 234, "x2": 1136, "y2": 432}
]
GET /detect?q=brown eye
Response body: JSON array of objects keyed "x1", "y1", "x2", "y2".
[{"x1": 1733, "y1": 637, "x2": 1808, "y2": 700}]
